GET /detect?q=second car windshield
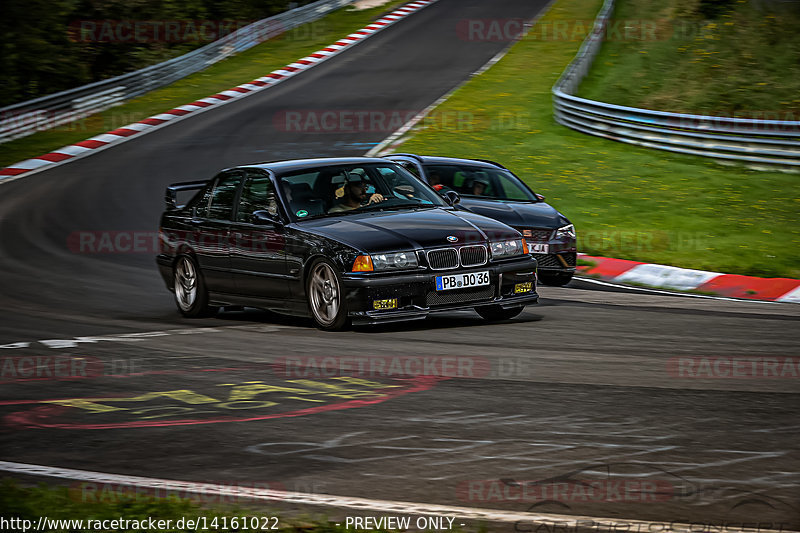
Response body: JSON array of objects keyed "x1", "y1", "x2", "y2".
[
  {"x1": 278, "y1": 163, "x2": 446, "y2": 220},
  {"x1": 424, "y1": 164, "x2": 537, "y2": 201}
]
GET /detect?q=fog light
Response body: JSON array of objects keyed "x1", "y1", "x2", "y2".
[
  {"x1": 514, "y1": 282, "x2": 532, "y2": 294},
  {"x1": 373, "y1": 298, "x2": 398, "y2": 310}
]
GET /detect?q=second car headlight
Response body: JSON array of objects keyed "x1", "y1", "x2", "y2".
[
  {"x1": 555, "y1": 224, "x2": 576, "y2": 240},
  {"x1": 490, "y1": 238, "x2": 528, "y2": 258},
  {"x1": 372, "y1": 251, "x2": 418, "y2": 270}
]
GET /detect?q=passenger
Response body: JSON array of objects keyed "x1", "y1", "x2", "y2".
[{"x1": 329, "y1": 171, "x2": 385, "y2": 212}]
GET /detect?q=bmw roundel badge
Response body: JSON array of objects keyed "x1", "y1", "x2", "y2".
[{"x1": 447, "y1": 235, "x2": 458, "y2": 243}]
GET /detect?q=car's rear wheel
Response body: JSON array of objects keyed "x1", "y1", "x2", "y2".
[
  {"x1": 475, "y1": 305, "x2": 524, "y2": 322},
  {"x1": 174, "y1": 254, "x2": 216, "y2": 318},
  {"x1": 307, "y1": 259, "x2": 350, "y2": 331},
  {"x1": 538, "y1": 271, "x2": 574, "y2": 286}
]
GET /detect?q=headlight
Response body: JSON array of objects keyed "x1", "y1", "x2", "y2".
[
  {"x1": 372, "y1": 251, "x2": 418, "y2": 270},
  {"x1": 490, "y1": 238, "x2": 528, "y2": 258},
  {"x1": 555, "y1": 224, "x2": 575, "y2": 239}
]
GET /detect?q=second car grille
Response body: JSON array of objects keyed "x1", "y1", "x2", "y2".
[
  {"x1": 459, "y1": 245, "x2": 488, "y2": 267},
  {"x1": 426, "y1": 285, "x2": 494, "y2": 307},
  {"x1": 426, "y1": 248, "x2": 459, "y2": 270},
  {"x1": 522, "y1": 228, "x2": 553, "y2": 242}
]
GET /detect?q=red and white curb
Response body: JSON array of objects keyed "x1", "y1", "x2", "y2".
[
  {"x1": 2, "y1": 461, "x2": 795, "y2": 533},
  {"x1": 0, "y1": 0, "x2": 438, "y2": 183},
  {"x1": 578, "y1": 254, "x2": 800, "y2": 303}
]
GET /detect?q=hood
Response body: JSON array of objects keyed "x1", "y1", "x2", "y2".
[
  {"x1": 296, "y1": 208, "x2": 520, "y2": 253},
  {"x1": 458, "y1": 198, "x2": 569, "y2": 229}
]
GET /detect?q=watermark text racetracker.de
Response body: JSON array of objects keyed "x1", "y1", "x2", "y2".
[
  {"x1": 456, "y1": 18, "x2": 776, "y2": 43},
  {"x1": 459, "y1": 478, "x2": 674, "y2": 503},
  {"x1": 68, "y1": 479, "x2": 324, "y2": 505},
  {"x1": 273, "y1": 355, "x2": 531, "y2": 379},
  {"x1": 67, "y1": 230, "x2": 284, "y2": 254},
  {"x1": 272, "y1": 109, "x2": 532, "y2": 133},
  {"x1": 67, "y1": 229, "x2": 715, "y2": 255},
  {"x1": 67, "y1": 19, "x2": 326, "y2": 43},
  {"x1": 0, "y1": 356, "x2": 139, "y2": 382},
  {"x1": 667, "y1": 357, "x2": 800, "y2": 378}
]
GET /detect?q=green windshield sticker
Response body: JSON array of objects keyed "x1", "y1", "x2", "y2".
[{"x1": 296, "y1": 210, "x2": 309, "y2": 218}]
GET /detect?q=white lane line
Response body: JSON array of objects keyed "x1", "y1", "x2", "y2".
[
  {"x1": 2, "y1": 461, "x2": 794, "y2": 532},
  {"x1": 0, "y1": 324, "x2": 287, "y2": 350}
]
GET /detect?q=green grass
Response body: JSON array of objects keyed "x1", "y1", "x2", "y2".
[
  {"x1": 0, "y1": 479, "x2": 258, "y2": 533},
  {"x1": 0, "y1": 1, "x2": 407, "y2": 169},
  {"x1": 393, "y1": 0, "x2": 800, "y2": 279},
  {"x1": 577, "y1": 0, "x2": 800, "y2": 117},
  {"x1": 0, "y1": 479, "x2": 482, "y2": 533}
]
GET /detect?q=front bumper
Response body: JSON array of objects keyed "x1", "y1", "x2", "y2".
[
  {"x1": 519, "y1": 230, "x2": 576, "y2": 273},
  {"x1": 532, "y1": 251, "x2": 577, "y2": 272},
  {"x1": 342, "y1": 255, "x2": 538, "y2": 324}
]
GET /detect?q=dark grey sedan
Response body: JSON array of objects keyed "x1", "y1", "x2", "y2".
[{"x1": 384, "y1": 154, "x2": 577, "y2": 285}]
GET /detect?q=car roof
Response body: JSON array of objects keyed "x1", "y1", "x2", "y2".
[
  {"x1": 387, "y1": 154, "x2": 505, "y2": 170},
  {"x1": 236, "y1": 157, "x2": 391, "y2": 174}
]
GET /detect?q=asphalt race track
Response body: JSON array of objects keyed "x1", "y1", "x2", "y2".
[{"x1": 0, "y1": 0, "x2": 798, "y2": 528}]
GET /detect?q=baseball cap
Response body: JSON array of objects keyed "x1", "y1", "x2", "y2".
[{"x1": 346, "y1": 168, "x2": 367, "y2": 182}]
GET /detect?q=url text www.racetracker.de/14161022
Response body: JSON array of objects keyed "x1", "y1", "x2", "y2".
[{"x1": 1, "y1": 515, "x2": 280, "y2": 532}]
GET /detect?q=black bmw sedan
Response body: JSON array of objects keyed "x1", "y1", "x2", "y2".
[
  {"x1": 157, "y1": 157, "x2": 538, "y2": 330},
  {"x1": 384, "y1": 154, "x2": 577, "y2": 286}
]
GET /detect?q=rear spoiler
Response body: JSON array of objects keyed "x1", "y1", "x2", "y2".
[{"x1": 165, "y1": 180, "x2": 207, "y2": 210}]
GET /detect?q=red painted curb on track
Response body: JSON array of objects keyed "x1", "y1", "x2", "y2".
[
  {"x1": 577, "y1": 254, "x2": 800, "y2": 303},
  {"x1": 0, "y1": 0, "x2": 436, "y2": 181}
]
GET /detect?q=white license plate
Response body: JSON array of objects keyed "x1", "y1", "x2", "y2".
[
  {"x1": 435, "y1": 271, "x2": 490, "y2": 291},
  {"x1": 529, "y1": 243, "x2": 549, "y2": 254}
]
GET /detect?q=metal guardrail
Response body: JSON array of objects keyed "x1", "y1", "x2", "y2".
[
  {"x1": 0, "y1": 0, "x2": 354, "y2": 144},
  {"x1": 552, "y1": 0, "x2": 800, "y2": 170}
]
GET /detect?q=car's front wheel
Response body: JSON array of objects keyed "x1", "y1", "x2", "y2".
[
  {"x1": 173, "y1": 254, "x2": 216, "y2": 318},
  {"x1": 538, "y1": 271, "x2": 574, "y2": 286},
  {"x1": 307, "y1": 259, "x2": 350, "y2": 331},
  {"x1": 475, "y1": 305, "x2": 524, "y2": 322}
]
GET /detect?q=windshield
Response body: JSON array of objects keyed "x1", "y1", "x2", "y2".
[
  {"x1": 277, "y1": 163, "x2": 446, "y2": 220},
  {"x1": 424, "y1": 164, "x2": 538, "y2": 201}
]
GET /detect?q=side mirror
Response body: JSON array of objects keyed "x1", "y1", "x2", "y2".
[
  {"x1": 535, "y1": 193, "x2": 546, "y2": 201},
  {"x1": 252, "y1": 210, "x2": 281, "y2": 225},
  {"x1": 442, "y1": 190, "x2": 461, "y2": 206}
]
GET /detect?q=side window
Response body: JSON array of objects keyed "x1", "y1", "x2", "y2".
[
  {"x1": 238, "y1": 173, "x2": 278, "y2": 223},
  {"x1": 194, "y1": 186, "x2": 213, "y2": 218},
  {"x1": 207, "y1": 171, "x2": 244, "y2": 221},
  {"x1": 398, "y1": 161, "x2": 420, "y2": 177}
]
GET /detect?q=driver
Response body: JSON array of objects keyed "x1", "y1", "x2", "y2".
[
  {"x1": 329, "y1": 169, "x2": 385, "y2": 213},
  {"x1": 471, "y1": 176, "x2": 490, "y2": 196}
]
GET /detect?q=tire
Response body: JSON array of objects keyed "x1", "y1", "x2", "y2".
[
  {"x1": 173, "y1": 254, "x2": 216, "y2": 318},
  {"x1": 538, "y1": 271, "x2": 574, "y2": 287},
  {"x1": 306, "y1": 259, "x2": 350, "y2": 331},
  {"x1": 475, "y1": 305, "x2": 524, "y2": 322}
]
